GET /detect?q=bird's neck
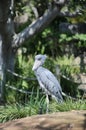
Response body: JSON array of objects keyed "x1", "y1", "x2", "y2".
[{"x1": 34, "y1": 66, "x2": 43, "y2": 72}]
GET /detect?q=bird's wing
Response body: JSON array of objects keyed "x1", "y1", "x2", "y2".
[
  {"x1": 37, "y1": 67, "x2": 63, "y2": 101},
  {"x1": 43, "y1": 67, "x2": 62, "y2": 91}
]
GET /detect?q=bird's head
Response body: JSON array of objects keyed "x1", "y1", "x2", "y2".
[{"x1": 32, "y1": 54, "x2": 47, "y2": 71}]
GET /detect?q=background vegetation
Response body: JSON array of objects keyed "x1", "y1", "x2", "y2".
[{"x1": 0, "y1": 0, "x2": 86, "y2": 123}]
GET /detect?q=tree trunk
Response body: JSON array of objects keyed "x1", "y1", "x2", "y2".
[
  {"x1": 0, "y1": 38, "x2": 16, "y2": 104},
  {"x1": 0, "y1": 33, "x2": 16, "y2": 104},
  {"x1": 0, "y1": 0, "x2": 15, "y2": 103},
  {"x1": 0, "y1": 35, "x2": 5, "y2": 103}
]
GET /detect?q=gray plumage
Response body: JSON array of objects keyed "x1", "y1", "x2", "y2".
[{"x1": 32, "y1": 54, "x2": 63, "y2": 103}]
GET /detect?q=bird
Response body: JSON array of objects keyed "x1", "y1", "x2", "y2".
[{"x1": 32, "y1": 54, "x2": 63, "y2": 112}]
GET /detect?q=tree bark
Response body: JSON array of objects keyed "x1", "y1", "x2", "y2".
[
  {"x1": 0, "y1": 0, "x2": 16, "y2": 103},
  {"x1": 0, "y1": 33, "x2": 16, "y2": 103}
]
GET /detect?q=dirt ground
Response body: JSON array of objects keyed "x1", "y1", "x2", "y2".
[{"x1": 0, "y1": 110, "x2": 86, "y2": 130}]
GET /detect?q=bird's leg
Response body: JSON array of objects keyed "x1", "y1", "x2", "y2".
[{"x1": 46, "y1": 94, "x2": 49, "y2": 113}]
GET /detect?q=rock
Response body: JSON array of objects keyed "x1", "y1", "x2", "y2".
[{"x1": 0, "y1": 110, "x2": 86, "y2": 130}]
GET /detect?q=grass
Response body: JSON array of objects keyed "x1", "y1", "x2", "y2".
[
  {"x1": 0, "y1": 89, "x2": 46, "y2": 123},
  {"x1": 49, "y1": 98, "x2": 86, "y2": 112},
  {"x1": 0, "y1": 96, "x2": 86, "y2": 123}
]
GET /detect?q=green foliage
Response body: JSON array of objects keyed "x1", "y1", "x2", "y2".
[
  {"x1": 73, "y1": 34, "x2": 86, "y2": 47},
  {"x1": 59, "y1": 33, "x2": 86, "y2": 47},
  {"x1": 59, "y1": 34, "x2": 72, "y2": 43},
  {"x1": 55, "y1": 55, "x2": 81, "y2": 96},
  {"x1": 73, "y1": 34, "x2": 86, "y2": 41},
  {"x1": 56, "y1": 55, "x2": 80, "y2": 76},
  {"x1": 14, "y1": 0, "x2": 86, "y2": 57},
  {"x1": 6, "y1": 54, "x2": 35, "y2": 103}
]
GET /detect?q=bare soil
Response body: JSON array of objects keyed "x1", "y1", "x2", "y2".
[{"x1": 0, "y1": 110, "x2": 86, "y2": 130}]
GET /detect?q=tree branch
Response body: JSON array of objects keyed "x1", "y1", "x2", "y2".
[
  {"x1": 12, "y1": 1, "x2": 82, "y2": 49},
  {"x1": 12, "y1": 6, "x2": 61, "y2": 48},
  {"x1": 30, "y1": 4, "x2": 39, "y2": 19},
  {"x1": 59, "y1": 9, "x2": 82, "y2": 17}
]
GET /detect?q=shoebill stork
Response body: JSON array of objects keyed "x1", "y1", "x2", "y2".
[{"x1": 32, "y1": 54, "x2": 63, "y2": 113}]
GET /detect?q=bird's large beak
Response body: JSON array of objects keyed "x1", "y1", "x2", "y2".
[{"x1": 32, "y1": 60, "x2": 41, "y2": 71}]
